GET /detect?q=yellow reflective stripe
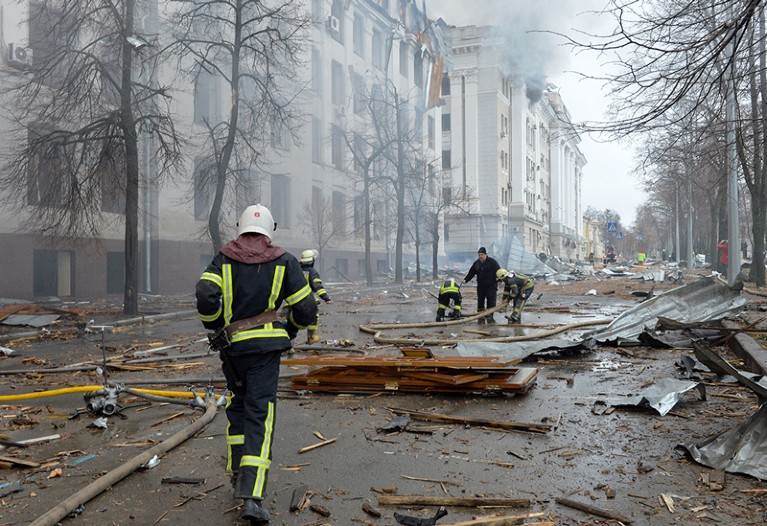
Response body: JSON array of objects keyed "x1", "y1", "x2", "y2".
[
  {"x1": 256, "y1": 400, "x2": 275, "y2": 496},
  {"x1": 200, "y1": 271, "x2": 223, "y2": 287},
  {"x1": 285, "y1": 284, "x2": 312, "y2": 305},
  {"x1": 315, "y1": 287, "x2": 328, "y2": 296},
  {"x1": 240, "y1": 400, "x2": 274, "y2": 499},
  {"x1": 289, "y1": 311, "x2": 310, "y2": 330},
  {"x1": 222, "y1": 263, "x2": 233, "y2": 325},
  {"x1": 268, "y1": 266, "x2": 285, "y2": 311},
  {"x1": 225, "y1": 395, "x2": 236, "y2": 472},
  {"x1": 198, "y1": 307, "x2": 221, "y2": 323},
  {"x1": 438, "y1": 303, "x2": 448, "y2": 309},
  {"x1": 230, "y1": 326, "x2": 289, "y2": 343},
  {"x1": 240, "y1": 455, "x2": 271, "y2": 469},
  {"x1": 227, "y1": 434, "x2": 245, "y2": 445}
]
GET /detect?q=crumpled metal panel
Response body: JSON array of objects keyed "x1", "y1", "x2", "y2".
[
  {"x1": 584, "y1": 277, "x2": 746, "y2": 343},
  {"x1": 454, "y1": 338, "x2": 590, "y2": 361},
  {"x1": 606, "y1": 377, "x2": 706, "y2": 416},
  {"x1": 679, "y1": 402, "x2": 767, "y2": 480},
  {"x1": 1, "y1": 314, "x2": 60, "y2": 327}
]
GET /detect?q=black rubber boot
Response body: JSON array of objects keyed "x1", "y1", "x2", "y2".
[{"x1": 242, "y1": 499, "x2": 270, "y2": 524}]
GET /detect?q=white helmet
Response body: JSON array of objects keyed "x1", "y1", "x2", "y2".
[
  {"x1": 237, "y1": 204, "x2": 276, "y2": 239},
  {"x1": 300, "y1": 249, "x2": 317, "y2": 264}
]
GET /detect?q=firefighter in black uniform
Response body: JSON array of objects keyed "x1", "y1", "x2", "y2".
[
  {"x1": 299, "y1": 249, "x2": 332, "y2": 344},
  {"x1": 496, "y1": 268, "x2": 535, "y2": 323},
  {"x1": 462, "y1": 247, "x2": 501, "y2": 323},
  {"x1": 436, "y1": 278, "x2": 462, "y2": 321},
  {"x1": 196, "y1": 204, "x2": 317, "y2": 525}
]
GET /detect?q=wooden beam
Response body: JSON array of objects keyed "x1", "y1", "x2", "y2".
[{"x1": 377, "y1": 495, "x2": 532, "y2": 507}]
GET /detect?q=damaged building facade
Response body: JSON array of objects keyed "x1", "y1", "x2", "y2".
[
  {"x1": 0, "y1": 0, "x2": 585, "y2": 300},
  {"x1": 441, "y1": 25, "x2": 586, "y2": 266}
]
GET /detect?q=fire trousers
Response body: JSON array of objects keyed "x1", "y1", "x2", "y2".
[{"x1": 222, "y1": 348, "x2": 282, "y2": 500}]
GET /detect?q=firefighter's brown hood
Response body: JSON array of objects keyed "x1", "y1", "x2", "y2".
[{"x1": 220, "y1": 233, "x2": 286, "y2": 264}]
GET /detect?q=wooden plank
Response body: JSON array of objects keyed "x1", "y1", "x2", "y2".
[
  {"x1": 397, "y1": 370, "x2": 490, "y2": 385},
  {"x1": 0, "y1": 455, "x2": 39, "y2": 468},
  {"x1": 282, "y1": 355, "x2": 519, "y2": 368},
  {"x1": 377, "y1": 495, "x2": 532, "y2": 507},
  {"x1": 291, "y1": 373, "x2": 535, "y2": 394},
  {"x1": 387, "y1": 407, "x2": 551, "y2": 433},
  {"x1": 555, "y1": 497, "x2": 634, "y2": 523},
  {"x1": 296, "y1": 366, "x2": 536, "y2": 390}
]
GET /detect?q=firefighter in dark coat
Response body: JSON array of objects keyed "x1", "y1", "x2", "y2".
[
  {"x1": 462, "y1": 247, "x2": 501, "y2": 323},
  {"x1": 196, "y1": 204, "x2": 317, "y2": 524},
  {"x1": 496, "y1": 268, "x2": 535, "y2": 323},
  {"x1": 299, "y1": 249, "x2": 332, "y2": 344},
  {"x1": 436, "y1": 278, "x2": 462, "y2": 321}
]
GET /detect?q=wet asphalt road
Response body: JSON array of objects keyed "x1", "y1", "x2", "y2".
[{"x1": 0, "y1": 279, "x2": 764, "y2": 525}]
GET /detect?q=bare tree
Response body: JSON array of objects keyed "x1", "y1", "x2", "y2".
[
  {"x1": 1, "y1": 0, "x2": 181, "y2": 314},
  {"x1": 297, "y1": 195, "x2": 338, "y2": 276},
  {"x1": 564, "y1": 1, "x2": 767, "y2": 282},
  {"x1": 169, "y1": 0, "x2": 310, "y2": 252}
]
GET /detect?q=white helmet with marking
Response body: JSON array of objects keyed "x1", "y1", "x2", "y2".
[{"x1": 237, "y1": 204, "x2": 276, "y2": 239}]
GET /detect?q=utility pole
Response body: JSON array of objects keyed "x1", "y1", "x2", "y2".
[{"x1": 726, "y1": 23, "x2": 740, "y2": 286}]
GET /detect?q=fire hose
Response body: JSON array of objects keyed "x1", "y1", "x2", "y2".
[{"x1": 28, "y1": 395, "x2": 219, "y2": 526}]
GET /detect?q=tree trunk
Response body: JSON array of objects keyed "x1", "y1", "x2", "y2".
[
  {"x1": 394, "y1": 91, "x2": 405, "y2": 284},
  {"x1": 364, "y1": 167, "x2": 373, "y2": 286},
  {"x1": 121, "y1": 0, "x2": 139, "y2": 316},
  {"x1": 431, "y1": 212, "x2": 439, "y2": 280},
  {"x1": 208, "y1": 0, "x2": 243, "y2": 253},
  {"x1": 752, "y1": 195, "x2": 766, "y2": 285}
]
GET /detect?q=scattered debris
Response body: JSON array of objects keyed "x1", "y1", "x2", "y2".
[
  {"x1": 361, "y1": 502, "x2": 381, "y2": 518},
  {"x1": 394, "y1": 505, "x2": 448, "y2": 526},
  {"x1": 602, "y1": 378, "x2": 706, "y2": 416},
  {"x1": 678, "y1": 401, "x2": 767, "y2": 480},
  {"x1": 378, "y1": 495, "x2": 532, "y2": 508},
  {"x1": 160, "y1": 477, "x2": 205, "y2": 485},
  {"x1": 585, "y1": 277, "x2": 746, "y2": 343},
  {"x1": 298, "y1": 437, "x2": 337, "y2": 454},
  {"x1": 284, "y1": 353, "x2": 537, "y2": 394},
  {"x1": 289, "y1": 485, "x2": 311, "y2": 512},
  {"x1": 555, "y1": 496, "x2": 634, "y2": 523},
  {"x1": 388, "y1": 407, "x2": 552, "y2": 434}
]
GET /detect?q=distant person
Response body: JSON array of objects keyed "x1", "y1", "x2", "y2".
[
  {"x1": 637, "y1": 250, "x2": 646, "y2": 265},
  {"x1": 496, "y1": 268, "x2": 535, "y2": 323},
  {"x1": 606, "y1": 247, "x2": 616, "y2": 265},
  {"x1": 299, "y1": 249, "x2": 332, "y2": 344},
  {"x1": 462, "y1": 247, "x2": 501, "y2": 324},
  {"x1": 435, "y1": 278, "x2": 462, "y2": 322},
  {"x1": 588, "y1": 252, "x2": 595, "y2": 265},
  {"x1": 717, "y1": 239, "x2": 729, "y2": 277}
]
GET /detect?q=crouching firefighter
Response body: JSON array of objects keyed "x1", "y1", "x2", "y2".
[
  {"x1": 496, "y1": 268, "x2": 535, "y2": 324},
  {"x1": 299, "y1": 249, "x2": 333, "y2": 344},
  {"x1": 436, "y1": 278, "x2": 462, "y2": 322},
  {"x1": 196, "y1": 204, "x2": 317, "y2": 525}
]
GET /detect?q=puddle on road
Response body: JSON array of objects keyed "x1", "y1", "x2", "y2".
[{"x1": 592, "y1": 359, "x2": 632, "y2": 372}]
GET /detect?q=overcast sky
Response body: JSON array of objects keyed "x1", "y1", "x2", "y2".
[{"x1": 428, "y1": 0, "x2": 646, "y2": 226}]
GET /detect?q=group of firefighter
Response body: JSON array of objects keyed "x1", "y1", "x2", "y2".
[
  {"x1": 194, "y1": 204, "x2": 533, "y2": 525},
  {"x1": 437, "y1": 245, "x2": 535, "y2": 325}
]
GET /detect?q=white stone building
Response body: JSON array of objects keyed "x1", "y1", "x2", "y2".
[
  {"x1": 0, "y1": 0, "x2": 445, "y2": 299},
  {"x1": 441, "y1": 25, "x2": 585, "y2": 267}
]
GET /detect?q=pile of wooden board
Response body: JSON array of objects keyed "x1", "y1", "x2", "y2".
[{"x1": 282, "y1": 350, "x2": 537, "y2": 394}]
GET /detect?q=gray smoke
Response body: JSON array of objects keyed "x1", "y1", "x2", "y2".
[{"x1": 430, "y1": 0, "x2": 607, "y2": 101}]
